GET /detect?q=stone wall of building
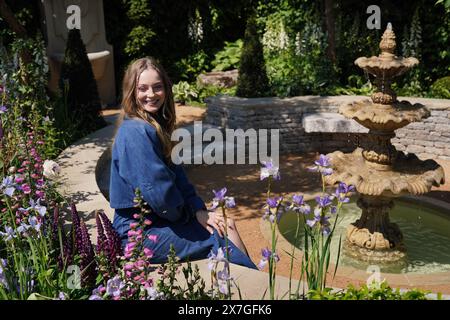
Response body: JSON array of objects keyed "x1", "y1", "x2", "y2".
[{"x1": 205, "y1": 95, "x2": 450, "y2": 160}]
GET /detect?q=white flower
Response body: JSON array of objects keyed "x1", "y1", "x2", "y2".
[{"x1": 43, "y1": 160, "x2": 61, "y2": 180}]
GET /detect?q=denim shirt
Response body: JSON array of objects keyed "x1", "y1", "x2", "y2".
[{"x1": 109, "y1": 116, "x2": 206, "y2": 223}]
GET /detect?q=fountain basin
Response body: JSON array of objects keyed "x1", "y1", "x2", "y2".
[{"x1": 278, "y1": 196, "x2": 450, "y2": 274}]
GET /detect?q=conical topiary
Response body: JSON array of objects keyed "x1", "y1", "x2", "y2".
[
  {"x1": 59, "y1": 28, "x2": 106, "y2": 133},
  {"x1": 235, "y1": 14, "x2": 270, "y2": 98}
]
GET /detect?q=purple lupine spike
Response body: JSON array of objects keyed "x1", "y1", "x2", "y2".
[
  {"x1": 99, "y1": 210, "x2": 122, "y2": 265},
  {"x1": 80, "y1": 219, "x2": 96, "y2": 288},
  {"x1": 70, "y1": 203, "x2": 83, "y2": 254},
  {"x1": 62, "y1": 229, "x2": 73, "y2": 269},
  {"x1": 95, "y1": 211, "x2": 107, "y2": 255},
  {"x1": 52, "y1": 206, "x2": 60, "y2": 245}
]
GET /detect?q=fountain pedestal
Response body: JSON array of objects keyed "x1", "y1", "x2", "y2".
[{"x1": 325, "y1": 23, "x2": 445, "y2": 264}]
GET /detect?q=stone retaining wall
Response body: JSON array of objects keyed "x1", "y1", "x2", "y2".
[{"x1": 205, "y1": 95, "x2": 450, "y2": 160}]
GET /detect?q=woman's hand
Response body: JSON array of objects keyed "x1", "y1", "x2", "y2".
[{"x1": 195, "y1": 210, "x2": 226, "y2": 237}]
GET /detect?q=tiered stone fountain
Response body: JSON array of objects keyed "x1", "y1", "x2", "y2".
[{"x1": 325, "y1": 23, "x2": 445, "y2": 263}]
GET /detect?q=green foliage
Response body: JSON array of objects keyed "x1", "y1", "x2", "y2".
[
  {"x1": 429, "y1": 76, "x2": 450, "y2": 98},
  {"x1": 172, "y1": 81, "x2": 199, "y2": 105},
  {"x1": 174, "y1": 50, "x2": 211, "y2": 82},
  {"x1": 308, "y1": 281, "x2": 432, "y2": 300},
  {"x1": 261, "y1": 5, "x2": 337, "y2": 97},
  {"x1": 211, "y1": 40, "x2": 243, "y2": 71},
  {"x1": 236, "y1": 15, "x2": 270, "y2": 98},
  {"x1": 124, "y1": 26, "x2": 155, "y2": 58},
  {"x1": 0, "y1": 34, "x2": 64, "y2": 166},
  {"x1": 156, "y1": 245, "x2": 211, "y2": 300},
  {"x1": 59, "y1": 29, "x2": 106, "y2": 135}
]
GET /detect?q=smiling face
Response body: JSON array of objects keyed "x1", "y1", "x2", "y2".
[{"x1": 136, "y1": 68, "x2": 166, "y2": 114}]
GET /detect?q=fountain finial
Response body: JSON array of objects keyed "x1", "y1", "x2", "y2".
[{"x1": 380, "y1": 23, "x2": 396, "y2": 55}]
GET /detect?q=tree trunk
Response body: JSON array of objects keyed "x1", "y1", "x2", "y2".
[{"x1": 324, "y1": 0, "x2": 336, "y2": 63}]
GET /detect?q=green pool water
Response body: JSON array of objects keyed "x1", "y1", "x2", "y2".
[{"x1": 278, "y1": 198, "x2": 450, "y2": 274}]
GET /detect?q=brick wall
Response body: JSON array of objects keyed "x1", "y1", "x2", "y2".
[{"x1": 205, "y1": 95, "x2": 450, "y2": 160}]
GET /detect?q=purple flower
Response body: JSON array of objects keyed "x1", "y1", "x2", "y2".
[
  {"x1": 315, "y1": 154, "x2": 331, "y2": 167},
  {"x1": 106, "y1": 276, "x2": 124, "y2": 298},
  {"x1": 208, "y1": 247, "x2": 228, "y2": 271},
  {"x1": 306, "y1": 210, "x2": 331, "y2": 235},
  {"x1": 290, "y1": 194, "x2": 311, "y2": 215},
  {"x1": 0, "y1": 105, "x2": 7, "y2": 114},
  {"x1": 28, "y1": 216, "x2": 41, "y2": 232},
  {"x1": 0, "y1": 259, "x2": 7, "y2": 289},
  {"x1": 0, "y1": 226, "x2": 16, "y2": 241},
  {"x1": 57, "y1": 292, "x2": 66, "y2": 300},
  {"x1": 225, "y1": 197, "x2": 236, "y2": 208},
  {"x1": 315, "y1": 195, "x2": 332, "y2": 208},
  {"x1": 89, "y1": 285, "x2": 105, "y2": 300},
  {"x1": 335, "y1": 182, "x2": 355, "y2": 203},
  {"x1": 258, "y1": 248, "x2": 280, "y2": 270},
  {"x1": 260, "y1": 160, "x2": 280, "y2": 181},
  {"x1": 1, "y1": 176, "x2": 15, "y2": 197},
  {"x1": 266, "y1": 197, "x2": 282, "y2": 208},
  {"x1": 213, "y1": 188, "x2": 227, "y2": 201},
  {"x1": 19, "y1": 199, "x2": 47, "y2": 217},
  {"x1": 210, "y1": 188, "x2": 236, "y2": 210},
  {"x1": 146, "y1": 286, "x2": 164, "y2": 300},
  {"x1": 308, "y1": 154, "x2": 333, "y2": 176}
]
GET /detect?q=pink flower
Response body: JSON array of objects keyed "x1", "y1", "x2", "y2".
[
  {"x1": 130, "y1": 222, "x2": 139, "y2": 229},
  {"x1": 144, "y1": 219, "x2": 152, "y2": 226},
  {"x1": 35, "y1": 190, "x2": 45, "y2": 198},
  {"x1": 21, "y1": 184, "x2": 31, "y2": 194},
  {"x1": 148, "y1": 235, "x2": 158, "y2": 243},
  {"x1": 144, "y1": 248, "x2": 153, "y2": 258},
  {"x1": 14, "y1": 176, "x2": 24, "y2": 184}
]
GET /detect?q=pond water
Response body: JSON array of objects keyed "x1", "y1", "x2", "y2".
[{"x1": 278, "y1": 198, "x2": 450, "y2": 274}]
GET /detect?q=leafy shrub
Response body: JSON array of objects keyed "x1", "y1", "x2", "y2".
[
  {"x1": 429, "y1": 76, "x2": 450, "y2": 99},
  {"x1": 308, "y1": 281, "x2": 433, "y2": 300},
  {"x1": 211, "y1": 40, "x2": 243, "y2": 71},
  {"x1": 174, "y1": 50, "x2": 211, "y2": 82},
  {"x1": 172, "y1": 81, "x2": 199, "y2": 105},
  {"x1": 59, "y1": 29, "x2": 106, "y2": 135},
  {"x1": 235, "y1": 15, "x2": 270, "y2": 98}
]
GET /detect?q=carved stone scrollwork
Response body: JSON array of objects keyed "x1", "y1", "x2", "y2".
[
  {"x1": 344, "y1": 196, "x2": 406, "y2": 263},
  {"x1": 360, "y1": 131, "x2": 397, "y2": 166}
]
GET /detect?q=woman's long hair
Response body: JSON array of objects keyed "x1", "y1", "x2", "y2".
[{"x1": 116, "y1": 57, "x2": 176, "y2": 160}]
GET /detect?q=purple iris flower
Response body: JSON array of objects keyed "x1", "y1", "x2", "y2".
[
  {"x1": 211, "y1": 188, "x2": 236, "y2": 210},
  {"x1": 258, "y1": 247, "x2": 280, "y2": 270},
  {"x1": 266, "y1": 197, "x2": 282, "y2": 208},
  {"x1": 19, "y1": 199, "x2": 47, "y2": 217},
  {"x1": 28, "y1": 216, "x2": 41, "y2": 232},
  {"x1": 213, "y1": 188, "x2": 227, "y2": 201},
  {"x1": 315, "y1": 195, "x2": 332, "y2": 208},
  {"x1": 260, "y1": 160, "x2": 281, "y2": 181},
  {"x1": 0, "y1": 226, "x2": 16, "y2": 241},
  {"x1": 1, "y1": 176, "x2": 15, "y2": 197},
  {"x1": 306, "y1": 212, "x2": 331, "y2": 235},
  {"x1": 308, "y1": 154, "x2": 333, "y2": 176},
  {"x1": 290, "y1": 194, "x2": 311, "y2": 215},
  {"x1": 315, "y1": 154, "x2": 331, "y2": 167},
  {"x1": 106, "y1": 276, "x2": 124, "y2": 298},
  {"x1": 208, "y1": 247, "x2": 229, "y2": 271},
  {"x1": 335, "y1": 182, "x2": 355, "y2": 203}
]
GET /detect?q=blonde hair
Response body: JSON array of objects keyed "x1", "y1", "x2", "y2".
[{"x1": 116, "y1": 57, "x2": 176, "y2": 160}]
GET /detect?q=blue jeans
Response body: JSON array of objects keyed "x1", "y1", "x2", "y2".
[{"x1": 112, "y1": 208, "x2": 257, "y2": 269}]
